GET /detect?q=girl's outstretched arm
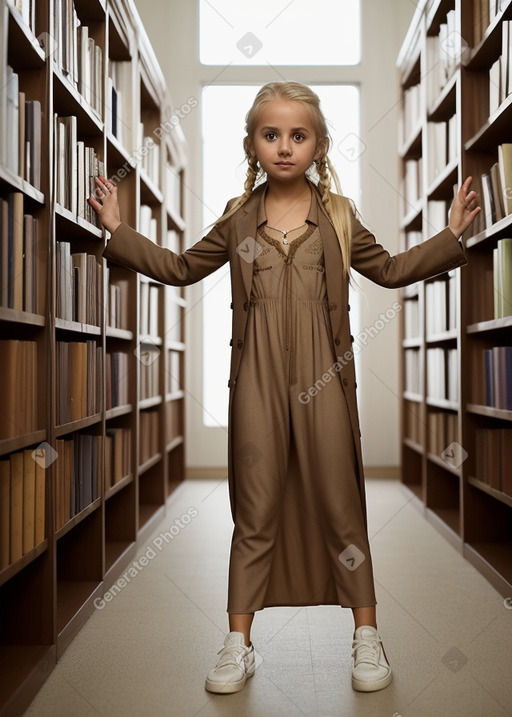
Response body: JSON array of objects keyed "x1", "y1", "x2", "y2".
[
  {"x1": 88, "y1": 176, "x2": 122, "y2": 234},
  {"x1": 448, "y1": 175, "x2": 481, "y2": 239}
]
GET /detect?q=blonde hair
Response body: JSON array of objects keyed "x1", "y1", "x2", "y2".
[{"x1": 216, "y1": 81, "x2": 353, "y2": 275}]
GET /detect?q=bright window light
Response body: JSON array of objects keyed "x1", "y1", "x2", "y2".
[
  {"x1": 199, "y1": 0, "x2": 361, "y2": 66},
  {"x1": 201, "y1": 84, "x2": 361, "y2": 427}
]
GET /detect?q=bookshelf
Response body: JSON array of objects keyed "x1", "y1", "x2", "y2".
[
  {"x1": 0, "y1": 0, "x2": 187, "y2": 713},
  {"x1": 398, "y1": 0, "x2": 512, "y2": 596}
]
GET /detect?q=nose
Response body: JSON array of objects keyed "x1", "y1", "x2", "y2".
[{"x1": 278, "y1": 138, "x2": 292, "y2": 156}]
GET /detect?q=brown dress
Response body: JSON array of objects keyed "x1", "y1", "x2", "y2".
[
  {"x1": 228, "y1": 213, "x2": 376, "y2": 613},
  {"x1": 101, "y1": 181, "x2": 467, "y2": 614}
]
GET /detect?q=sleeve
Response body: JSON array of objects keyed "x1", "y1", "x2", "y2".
[
  {"x1": 102, "y1": 212, "x2": 231, "y2": 287},
  {"x1": 349, "y1": 212, "x2": 467, "y2": 288}
]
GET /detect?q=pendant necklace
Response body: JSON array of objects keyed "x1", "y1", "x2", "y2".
[{"x1": 267, "y1": 226, "x2": 290, "y2": 245}]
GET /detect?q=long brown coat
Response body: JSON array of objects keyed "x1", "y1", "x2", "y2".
[{"x1": 102, "y1": 181, "x2": 466, "y2": 524}]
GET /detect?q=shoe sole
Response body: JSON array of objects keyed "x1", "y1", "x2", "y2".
[
  {"x1": 352, "y1": 671, "x2": 393, "y2": 692},
  {"x1": 205, "y1": 669, "x2": 255, "y2": 694}
]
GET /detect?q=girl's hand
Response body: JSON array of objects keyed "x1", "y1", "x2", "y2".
[
  {"x1": 448, "y1": 176, "x2": 481, "y2": 239},
  {"x1": 88, "y1": 176, "x2": 122, "y2": 234}
]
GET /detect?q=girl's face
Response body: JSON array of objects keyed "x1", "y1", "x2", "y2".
[{"x1": 247, "y1": 98, "x2": 326, "y2": 184}]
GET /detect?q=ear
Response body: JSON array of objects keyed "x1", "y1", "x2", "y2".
[
  {"x1": 244, "y1": 136, "x2": 255, "y2": 161},
  {"x1": 314, "y1": 137, "x2": 328, "y2": 162}
]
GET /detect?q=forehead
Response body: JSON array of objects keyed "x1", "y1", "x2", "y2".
[{"x1": 255, "y1": 98, "x2": 315, "y2": 130}]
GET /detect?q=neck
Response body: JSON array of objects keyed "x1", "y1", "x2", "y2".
[{"x1": 266, "y1": 176, "x2": 311, "y2": 202}]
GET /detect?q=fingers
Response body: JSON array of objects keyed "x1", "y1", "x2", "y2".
[{"x1": 88, "y1": 176, "x2": 117, "y2": 212}]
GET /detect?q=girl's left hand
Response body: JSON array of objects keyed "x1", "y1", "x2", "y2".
[{"x1": 448, "y1": 176, "x2": 481, "y2": 239}]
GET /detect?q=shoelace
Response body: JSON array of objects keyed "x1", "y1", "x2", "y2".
[
  {"x1": 215, "y1": 643, "x2": 249, "y2": 670},
  {"x1": 352, "y1": 636, "x2": 382, "y2": 667}
]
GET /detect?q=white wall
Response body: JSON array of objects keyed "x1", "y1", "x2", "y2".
[{"x1": 133, "y1": 0, "x2": 416, "y2": 471}]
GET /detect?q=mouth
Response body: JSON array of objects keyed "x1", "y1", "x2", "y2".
[{"x1": 275, "y1": 162, "x2": 294, "y2": 167}]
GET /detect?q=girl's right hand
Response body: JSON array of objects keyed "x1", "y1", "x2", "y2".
[{"x1": 88, "y1": 176, "x2": 122, "y2": 234}]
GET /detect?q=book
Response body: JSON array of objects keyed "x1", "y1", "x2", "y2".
[
  {"x1": 0, "y1": 340, "x2": 38, "y2": 439},
  {"x1": 25, "y1": 99, "x2": 41, "y2": 189},
  {"x1": 5, "y1": 66, "x2": 19, "y2": 175},
  {"x1": 57, "y1": 340, "x2": 99, "y2": 424},
  {"x1": 11, "y1": 192, "x2": 24, "y2": 310},
  {"x1": 9, "y1": 451, "x2": 23, "y2": 563},
  {"x1": 495, "y1": 238, "x2": 512, "y2": 318},
  {"x1": 22, "y1": 449, "x2": 36, "y2": 553},
  {"x1": 484, "y1": 346, "x2": 512, "y2": 409},
  {"x1": 34, "y1": 455, "x2": 45, "y2": 546},
  {"x1": 0, "y1": 459, "x2": 10, "y2": 570},
  {"x1": 498, "y1": 144, "x2": 512, "y2": 215}
]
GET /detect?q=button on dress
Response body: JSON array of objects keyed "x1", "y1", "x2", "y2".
[{"x1": 228, "y1": 214, "x2": 377, "y2": 613}]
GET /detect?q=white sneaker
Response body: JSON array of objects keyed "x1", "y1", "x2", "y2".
[
  {"x1": 351, "y1": 625, "x2": 393, "y2": 692},
  {"x1": 205, "y1": 631, "x2": 256, "y2": 694}
]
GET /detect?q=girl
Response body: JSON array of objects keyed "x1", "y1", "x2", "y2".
[{"x1": 89, "y1": 82, "x2": 480, "y2": 696}]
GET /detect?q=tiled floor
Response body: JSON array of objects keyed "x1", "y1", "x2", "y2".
[{"x1": 25, "y1": 478, "x2": 512, "y2": 716}]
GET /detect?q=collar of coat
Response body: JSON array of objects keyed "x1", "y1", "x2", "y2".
[{"x1": 233, "y1": 180, "x2": 345, "y2": 309}]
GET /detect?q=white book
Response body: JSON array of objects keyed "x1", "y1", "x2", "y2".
[
  {"x1": 0, "y1": 3, "x2": 7, "y2": 169},
  {"x1": 139, "y1": 281, "x2": 149, "y2": 336},
  {"x1": 26, "y1": 100, "x2": 41, "y2": 189},
  {"x1": 427, "y1": 122, "x2": 447, "y2": 186},
  {"x1": 149, "y1": 285, "x2": 159, "y2": 337},
  {"x1": 52, "y1": 0, "x2": 60, "y2": 67},
  {"x1": 61, "y1": 116, "x2": 77, "y2": 215},
  {"x1": 489, "y1": 57, "x2": 501, "y2": 115},
  {"x1": 56, "y1": 117, "x2": 66, "y2": 207},
  {"x1": 447, "y1": 349, "x2": 458, "y2": 403},
  {"x1": 77, "y1": 140, "x2": 85, "y2": 218},
  {"x1": 106, "y1": 75, "x2": 113, "y2": 134},
  {"x1": 427, "y1": 200, "x2": 448, "y2": 234},
  {"x1": 507, "y1": 20, "x2": 512, "y2": 97},
  {"x1": 498, "y1": 144, "x2": 512, "y2": 215},
  {"x1": 150, "y1": 217, "x2": 158, "y2": 244},
  {"x1": 72, "y1": 253, "x2": 87, "y2": 323},
  {"x1": 140, "y1": 205, "x2": 153, "y2": 237},
  {"x1": 87, "y1": 37, "x2": 95, "y2": 109},
  {"x1": 94, "y1": 44, "x2": 103, "y2": 117},
  {"x1": 447, "y1": 114, "x2": 458, "y2": 163},
  {"x1": 6, "y1": 66, "x2": 19, "y2": 175},
  {"x1": 79, "y1": 25, "x2": 89, "y2": 103},
  {"x1": 448, "y1": 272, "x2": 457, "y2": 330}
]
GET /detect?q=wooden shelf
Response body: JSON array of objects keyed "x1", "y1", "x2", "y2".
[
  {"x1": 403, "y1": 436, "x2": 424, "y2": 454},
  {"x1": 427, "y1": 450, "x2": 460, "y2": 475},
  {"x1": 465, "y1": 212, "x2": 512, "y2": 248},
  {"x1": 399, "y1": 123, "x2": 422, "y2": 160},
  {"x1": 0, "y1": 0, "x2": 187, "y2": 712},
  {"x1": 398, "y1": 0, "x2": 512, "y2": 601},
  {"x1": 0, "y1": 539, "x2": 48, "y2": 588},
  {"x1": 467, "y1": 316, "x2": 512, "y2": 333},
  {"x1": 426, "y1": 157, "x2": 458, "y2": 199},
  {"x1": 464, "y1": 542, "x2": 512, "y2": 594},
  {"x1": 425, "y1": 328, "x2": 457, "y2": 343},
  {"x1": 427, "y1": 70, "x2": 457, "y2": 121},
  {"x1": 465, "y1": 0, "x2": 512, "y2": 70},
  {"x1": 467, "y1": 476, "x2": 512, "y2": 509},
  {"x1": 426, "y1": 397, "x2": 458, "y2": 411},
  {"x1": 0, "y1": 646, "x2": 55, "y2": 717},
  {"x1": 106, "y1": 326, "x2": 134, "y2": 340},
  {"x1": 466, "y1": 404, "x2": 512, "y2": 422},
  {"x1": 465, "y1": 93, "x2": 512, "y2": 151}
]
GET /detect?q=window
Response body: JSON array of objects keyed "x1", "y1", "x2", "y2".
[
  {"x1": 201, "y1": 84, "x2": 360, "y2": 426},
  {"x1": 199, "y1": 0, "x2": 361, "y2": 66}
]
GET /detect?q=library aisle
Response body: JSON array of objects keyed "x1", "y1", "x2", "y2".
[{"x1": 24, "y1": 477, "x2": 512, "y2": 717}]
